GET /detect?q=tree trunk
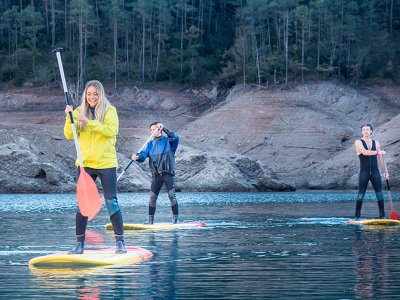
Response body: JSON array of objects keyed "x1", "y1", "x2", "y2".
[
  {"x1": 389, "y1": 0, "x2": 393, "y2": 33},
  {"x1": 114, "y1": 22, "x2": 118, "y2": 91},
  {"x1": 154, "y1": 16, "x2": 161, "y2": 83},
  {"x1": 126, "y1": 29, "x2": 129, "y2": 80},
  {"x1": 65, "y1": 0, "x2": 68, "y2": 47},
  {"x1": 50, "y1": 0, "x2": 55, "y2": 48},
  {"x1": 266, "y1": 6, "x2": 272, "y2": 54},
  {"x1": 242, "y1": 33, "x2": 246, "y2": 86},
  {"x1": 180, "y1": 1, "x2": 184, "y2": 80},
  {"x1": 274, "y1": 13, "x2": 280, "y2": 53},
  {"x1": 95, "y1": 0, "x2": 100, "y2": 48},
  {"x1": 317, "y1": 15, "x2": 321, "y2": 70},
  {"x1": 252, "y1": 19, "x2": 261, "y2": 86},
  {"x1": 131, "y1": 11, "x2": 136, "y2": 80},
  {"x1": 301, "y1": 16, "x2": 305, "y2": 83},
  {"x1": 78, "y1": 4, "x2": 84, "y2": 93},
  {"x1": 44, "y1": 0, "x2": 49, "y2": 36},
  {"x1": 338, "y1": 0, "x2": 343, "y2": 76},
  {"x1": 284, "y1": 10, "x2": 289, "y2": 87},
  {"x1": 142, "y1": 14, "x2": 145, "y2": 83}
]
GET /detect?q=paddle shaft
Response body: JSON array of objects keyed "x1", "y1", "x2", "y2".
[
  {"x1": 380, "y1": 155, "x2": 394, "y2": 211},
  {"x1": 117, "y1": 129, "x2": 160, "y2": 181},
  {"x1": 54, "y1": 50, "x2": 84, "y2": 168}
]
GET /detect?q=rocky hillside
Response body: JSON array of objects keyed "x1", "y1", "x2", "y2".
[
  {"x1": 181, "y1": 81, "x2": 400, "y2": 189},
  {"x1": 0, "y1": 81, "x2": 399, "y2": 193}
]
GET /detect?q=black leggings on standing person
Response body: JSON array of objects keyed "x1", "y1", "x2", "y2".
[
  {"x1": 71, "y1": 167, "x2": 125, "y2": 254},
  {"x1": 145, "y1": 172, "x2": 179, "y2": 224}
]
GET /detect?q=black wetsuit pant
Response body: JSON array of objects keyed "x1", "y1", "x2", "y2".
[
  {"x1": 356, "y1": 171, "x2": 384, "y2": 218},
  {"x1": 75, "y1": 167, "x2": 124, "y2": 243},
  {"x1": 358, "y1": 171, "x2": 383, "y2": 195},
  {"x1": 148, "y1": 173, "x2": 178, "y2": 216}
]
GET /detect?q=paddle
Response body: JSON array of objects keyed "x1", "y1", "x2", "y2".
[
  {"x1": 117, "y1": 128, "x2": 160, "y2": 181},
  {"x1": 380, "y1": 155, "x2": 400, "y2": 220},
  {"x1": 53, "y1": 48, "x2": 102, "y2": 220}
]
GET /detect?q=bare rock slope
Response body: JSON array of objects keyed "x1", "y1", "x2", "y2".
[
  {"x1": 181, "y1": 82, "x2": 400, "y2": 189},
  {"x1": 0, "y1": 81, "x2": 399, "y2": 193}
]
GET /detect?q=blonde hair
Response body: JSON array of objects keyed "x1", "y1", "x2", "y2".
[{"x1": 78, "y1": 80, "x2": 110, "y2": 131}]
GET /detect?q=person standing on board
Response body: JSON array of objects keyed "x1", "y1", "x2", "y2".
[
  {"x1": 354, "y1": 123, "x2": 388, "y2": 219},
  {"x1": 131, "y1": 122, "x2": 180, "y2": 224},
  {"x1": 64, "y1": 80, "x2": 126, "y2": 254}
]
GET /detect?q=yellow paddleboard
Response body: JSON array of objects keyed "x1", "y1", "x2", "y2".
[
  {"x1": 347, "y1": 219, "x2": 400, "y2": 226},
  {"x1": 29, "y1": 246, "x2": 153, "y2": 268},
  {"x1": 105, "y1": 221, "x2": 206, "y2": 231}
]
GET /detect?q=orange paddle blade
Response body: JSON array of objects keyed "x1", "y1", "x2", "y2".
[
  {"x1": 87, "y1": 196, "x2": 105, "y2": 220},
  {"x1": 390, "y1": 210, "x2": 400, "y2": 221},
  {"x1": 77, "y1": 168, "x2": 103, "y2": 220}
]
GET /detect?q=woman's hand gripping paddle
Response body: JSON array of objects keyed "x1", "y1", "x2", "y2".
[
  {"x1": 53, "y1": 48, "x2": 103, "y2": 220},
  {"x1": 381, "y1": 155, "x2": 400, "y2": 220},
  {"x1": 117, "y1": 129, "x2": 160, "y2": 181}
]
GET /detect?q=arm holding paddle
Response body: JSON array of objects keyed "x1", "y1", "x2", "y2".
[
  {"x1": 85, "y1": 110, "x2": 119, "y2": 138},
  {"x1": 375, "y1": 141, "x2": 389, "y2": 180},
  {"x1": 63, "y1": 105, "x2": 78, "y2": 139},
  {"x1": 131, "y1": 124, "x2": 164, "y2": 162},
  {"x1": 117, "y1": 127, "x2": 160, "y2": 180}
]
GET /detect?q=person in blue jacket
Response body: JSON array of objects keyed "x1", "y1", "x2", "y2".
[{"x1": 131, "y1": 122, "x2": 180, "y2": 224}]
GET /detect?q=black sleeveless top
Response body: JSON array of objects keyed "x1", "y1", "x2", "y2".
[{"x1": 358, "y1": 139, "x2": 379, "y2": 175}]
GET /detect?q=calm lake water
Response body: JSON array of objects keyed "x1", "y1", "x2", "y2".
[{"x1": 1, "y1": 192, "x2": 400, "y2": 299}]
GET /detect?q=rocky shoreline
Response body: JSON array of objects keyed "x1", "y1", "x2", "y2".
[{"x1": 0, "y1": 81, "x2": 399, "y2": 193}]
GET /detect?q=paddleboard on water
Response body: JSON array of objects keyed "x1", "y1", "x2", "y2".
[
  {"x1": 29, "y1": 246, "x2": 153, "y2": 268},
  {"x1": 347, "y1": 219, "x2": 400, "y2": 226},
  {"x1": 105, "y1": 221, "x2": 206, "y2": 231}
]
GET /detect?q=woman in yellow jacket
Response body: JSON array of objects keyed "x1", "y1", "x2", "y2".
[{"x1": 64, "y1": 80, "x2": 126, "y2": 254}]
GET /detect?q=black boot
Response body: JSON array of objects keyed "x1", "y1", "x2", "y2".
[
  {"x1": 144, "y1": 215, "x2": 154, "y2": 225},
  {"x1": 375, "y1": 192, "x2": 386, "y2": 218},
  {"x1": 355, "y1": 194, "x2": 364, "y2": 219},
  {"x1": 172, "y1": 215, "x2": 179, "y2": 224},
  {"x1": 171, "y1": 203, "x2": 179, "y2": 224},
  {"x1": 68, "y1": 234, "x2": 85, "y2": 255},
  {"x1": 378, "y1": 201, "x2": 386, "y2": 219},
  {"x1": 115, "y1": 235, "x2": 127, "y2": 254},
  {"x1": 355, "y1": 201, "x2": 363, "y2": 219}
]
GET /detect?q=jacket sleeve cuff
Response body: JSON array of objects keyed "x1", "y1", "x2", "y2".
[{"x1": 163, "y1": 127, "x2": 174, "y2": 137}]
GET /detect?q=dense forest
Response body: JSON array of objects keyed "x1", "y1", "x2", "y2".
[{"x1": 0, "y1": 0, "x2": 399, "y2": 91}]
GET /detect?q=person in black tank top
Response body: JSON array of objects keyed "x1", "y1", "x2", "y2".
[{"x1": 354, "y1": 124, "x2": 388, "y2": 219}]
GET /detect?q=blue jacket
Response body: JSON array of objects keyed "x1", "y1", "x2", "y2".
[{"x1": 136, "y1": 128, "x2": 179, "y2": 175}]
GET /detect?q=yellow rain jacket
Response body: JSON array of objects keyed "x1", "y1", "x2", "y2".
[{"x1": 64, "y1": 105, "x2": 119, "y2": 169}]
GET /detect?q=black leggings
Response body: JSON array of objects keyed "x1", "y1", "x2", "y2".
[
  {"x1": 149, "y1": 173, "x2": 178, "y2": 215},
  {"x1": 75, "y1": 167, "x2": 124, "y2": 236},
  {"x1": 78, "y1": 167, "x2": 117, "y2": 200},
  {"x1": 358, "y1": 171, "x2": 382, "y2": 195}
]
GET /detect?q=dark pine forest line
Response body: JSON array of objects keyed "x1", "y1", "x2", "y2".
[{"x1": 1, "y1": 0, "x2": 399, "y2": 92}]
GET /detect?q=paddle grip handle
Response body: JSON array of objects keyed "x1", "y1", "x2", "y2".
[
  {"x1": 54, "y1": 50, "x2": 75, "y2": 124},
  {"x1": 54, "y1": 49, "x2": 84, "y2": 168}
]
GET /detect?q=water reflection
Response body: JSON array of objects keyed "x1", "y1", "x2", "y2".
[
  {"x1": 146, "y1": 231, "x2": 179, "y2": 299},
  {"x1": 353, "y1": 227, "x2": 393, "y2": 299},
  {"x1": 30, "y1": 260, "x2": 154, "y2": 298}
]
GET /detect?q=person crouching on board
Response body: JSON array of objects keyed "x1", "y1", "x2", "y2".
[
  {"x1": 64, "y1": 80, "x2": 126, "y2": 254},
  {"x1": 354, "y1": 123, "x2": 388, "y2": 219},
  {"x1": 131, "y1": 122, "x2": 180, "y2": 224}
]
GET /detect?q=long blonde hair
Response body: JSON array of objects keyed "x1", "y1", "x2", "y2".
[{"x1": 78, "y1": 80, "x2": 110, "y2": 131}]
